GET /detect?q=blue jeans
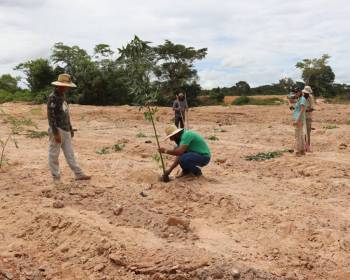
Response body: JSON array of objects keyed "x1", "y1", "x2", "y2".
[{"x1": 179, "y1": 152, "x2": 210, "y2": 176}]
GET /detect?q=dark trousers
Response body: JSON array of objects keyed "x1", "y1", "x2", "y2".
[
  {"x1": 179, "y1": 152, "x2": 210, "y2": 176},
  {"x1": 175, "y1": 114, "x2": 185, "y2": 128}
]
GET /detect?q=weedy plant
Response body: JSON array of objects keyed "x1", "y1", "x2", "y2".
[
  {"x1": 0, "y1": 110, "x2": 37, "y2": 168},
  {"x1": 323, "y1": 124, "x2": 338, "y2": 129},
  {"x1": 136, "y1": 132, "x2": 146, "y2": 138},
  {"x1": 96, "y1": 143, "x2": 125, "y2": 155},
  {"x1": 208, "y1": 135, "x2": 219, "y2": 141},
  {"x1": 245, "y1": 149, "x2": 293, "y2": 161},
  {"x1": 26, "y1": 130, "x2": 48, "y2": 139}
]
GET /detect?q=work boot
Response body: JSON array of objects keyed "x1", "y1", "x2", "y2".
[{"x1": 75, "y1": 175, "x2": 91, "y2": 181}]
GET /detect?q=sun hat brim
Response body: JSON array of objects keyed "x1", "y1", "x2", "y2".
[
  {"x1": 164, "y1": 128, "x2": 184, "y2": 140},
  {"x1": 51, "y1": 81, "x2": 77, "y2": 88}
]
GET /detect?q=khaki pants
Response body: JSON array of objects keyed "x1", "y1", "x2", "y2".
[
  {"x1": 48, "y1": 128, "x2": 84, "y2": 180},
  {"x1": 294, "y1": 125, "x2": 305, "y2": 153}
]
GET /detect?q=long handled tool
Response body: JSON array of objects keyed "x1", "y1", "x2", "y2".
[
  {"x1": 147, "y1": 106, "x2": 170, "y2": 182},
  {"x1": 185, "y1": 93, "x2": 190, "y2": 129}
]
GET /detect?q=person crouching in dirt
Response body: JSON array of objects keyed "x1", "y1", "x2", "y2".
[
  {"x1": 159, "y1": 125, "x2": 211, "y2": 178},
  {"x1": 173, "y1": 93, "x2": 188, "y2": 128},
  {"x1": 47, "y1": 74, "x2": 91, "y2": 182},
  {"x1": 302, "y1": 86, "x2": 315, "y2": 152},
  {"x1": 291, "y1": 87, "x2": 307, "y2": 156}
]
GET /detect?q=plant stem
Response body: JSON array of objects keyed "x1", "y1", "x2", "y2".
[
  {"x1": 147, "y1": 106, "x2": 166, "y2": 174},
  {"x1": 0, "y1": 134, "x2": 11, "y2": 168}
]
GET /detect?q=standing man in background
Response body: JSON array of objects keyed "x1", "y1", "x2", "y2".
[
  {"x1": 302, "y1": 86, "x2": 315, "y2": 152},
  {"x1": 47, "y1": 74, "x2": 91, "y2": 182},
  {"x1": 173, "y1": 93, "x2": 188, "y2": 128}
]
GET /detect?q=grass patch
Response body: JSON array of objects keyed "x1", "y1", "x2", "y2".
[
  {"x1": 96, "y1": 143, "x2": 125, "y2": 155},
  {"x1": 245, "y1": 149, "x2": 293, "y2": 161},
  {"x1": 323, "y1": 124, "x2": 338, "y2": 129},
  {"x1": 232, "y1": 96, "x2": 284, "y2": 106},
  {"x1": 26, "y1": 130, "x2": 48, "y2": 139},
  {"x1": 29, "y1": 108, "x2": 42, "y2": 115},
  {"x1": 208, "y1": 135, "x2": 219, "y2": 141},
  {"x1": 136, "y1": 132, "x2": 146, "y2": 138}
]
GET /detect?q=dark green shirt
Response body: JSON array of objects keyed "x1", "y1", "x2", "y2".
[
  {"x1": 47, "y1": 90, "x2": 72, "y2": 134},
  {"x1": 179, "y1": 130, "x2": 211, "y2": 157}
]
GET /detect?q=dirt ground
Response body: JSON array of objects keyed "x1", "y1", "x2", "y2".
[{"x1": 0, "y1": 102, "x2": 350, "y2": 280}]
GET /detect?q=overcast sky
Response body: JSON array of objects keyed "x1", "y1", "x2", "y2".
[{"x1": 0, "y1": 0, "x2": 349, "y2": 88}]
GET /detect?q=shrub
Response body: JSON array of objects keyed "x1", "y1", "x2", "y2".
[
  {"x1": 232, "y1": 96, "x2": 284, "y2": 106},
  {"x1": 208, "y1": 135, "x2": 219, "y2": 141}
]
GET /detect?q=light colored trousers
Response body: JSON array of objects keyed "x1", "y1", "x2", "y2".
[
  {"x1": 306, "y1": 118, "x2": 312, "y2": 146},
  {"x1": 294, "y1": 125, "x2": 305, "y2": 153},
  {"x1": 48, "y1": 128, "x2": 84, "y2": 180}
]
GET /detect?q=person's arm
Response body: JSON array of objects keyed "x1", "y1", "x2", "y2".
[
  {"x1": 294, "y1": 104, "x2": 305, "y2": 125},
  {"x1": 47, "y1": 95, "x2": 61, "y2": 143},
  {"x1": 159, "y1": 145, "x2": 188, "y2": 156},
  {"x1": 164, "y1": 156, "x2": 180, "y2": 176},
  {"x1": 173, "y1": 101, "x2": 181, "y2": 112}
]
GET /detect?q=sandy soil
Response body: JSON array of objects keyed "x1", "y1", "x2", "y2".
[{"x1": 0, "y1": 102, "x2": 350, "y2": 280}]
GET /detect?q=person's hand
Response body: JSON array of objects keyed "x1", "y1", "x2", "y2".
[
  {"x1": 159, "y1": 147, "x2": 166, "y2": 154},
  {"x1": 293, "y1": 120, "x2": 301, "y2": 127},
  {"x1": 54, "y1": 133, "x2": 61, "y2": 144}
]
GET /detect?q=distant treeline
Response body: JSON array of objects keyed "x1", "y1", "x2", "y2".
[{"x1": 1, "y1": 43, "x2": 350, "y2": 105}]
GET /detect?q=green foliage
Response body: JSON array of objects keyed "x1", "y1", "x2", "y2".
[
  {"x1": 232, "y1": 96, "x2": 250, "y2": 105},
  {"x1": 113, "y1": 143, "x2": 125, "y2": 152},
  {"x1": 26, "y1": 130, "x2": 48, "y2": 139},
  {"x1": 232, "y1": 96, "x2": 284, "y2": 106},
  {"x1": 208, "y1": 135, "x2": 219, "y2": 141},
  {"x1": 15, "y1": 59, "x2": 56, "y2": 92},
  {"x1": 245, "y1": 151, "x2": 282, "y2": 161},
  {"x1": 0, "y1": 74, "x2": 20, "y2": 92},
  {"x1": 235, "y1": 81, "x2": 251, "y2": 96},
  {"x1": 136, "y1": 132, "x2": 146, "y2": 138},
  {"x1": 323, "y1": 124, "x2": 338, "y2": 129},
  {"x1": 96, "y1": 146, "x2": 111, "y2": 155},
  {"x1": 96, "y1": 143, "x2": 125, "y2": 154},
  {"x1": 296, "y1": 54, "x2": 335, "y2": 98}
]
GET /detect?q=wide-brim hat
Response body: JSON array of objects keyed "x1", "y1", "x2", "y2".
[
  {"x1": 302, "y1": 86, "x2": 313, "y2": 94},
  {"x1": 164, "y1": 125, "x2": 183, "y2": 140},
  {"x1": 51, "y1": 73, "x2": 77, "y2": 88}
]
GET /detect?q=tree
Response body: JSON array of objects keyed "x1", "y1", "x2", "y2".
[
  {"x1": 154, "y1": 40, "x2": 207, "y2": 102},
  {"x1": 296, "y1": 54, "x2": 335, "y2": 97},
  {"x1": 15, "y1": 59, "x2": 55, "y2": 92},
  {"x1": 278, "y1": 77, "x2": 294, "y2": 92},
  {"x1": 235, "y1": 81, "x2": 250, "y2": 96},
  {"x1": 0, "y1": 74, "x2": 20, "y2": 93}
]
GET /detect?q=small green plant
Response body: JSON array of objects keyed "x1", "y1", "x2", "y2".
[
  {"x1": 29, "y1": 108, "x2": 42, "y2": 115},
  {"x1": 96, "y1": 146, "x2": 111, "y2": 155},
  {"x1": 323, "y1": 124, "x2": 338, "y2": 129},
  {"x1": 346, "y1": 119, "x2": 350, "y2": 125},
  {"x1": 26, "y1": 130, "x2": 48, "y2": 139},
  {"x1": 0, "y1": 110, "x2": 36, "y2": 168},
  {"x1": 208, "y1": 135, "x2": 219, "y2": 141},
  {"x1": 214, "y1": 128, "x2": 227, "y2": 133},
  {"x1": 245, "y1": 151, "x2": 283, "y2": 161},
  {"x1": 113, "y1": 143, "x2": 125, "y2": 152},
  {"x1": 96, "y1": 143, "x2": 125, "y2": 155},
  {"x1": 136, "y1": 132, "x2": 146, "y2": 138}
]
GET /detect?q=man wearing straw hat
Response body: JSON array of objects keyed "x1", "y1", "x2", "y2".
[
  {"x1": 172, "y1": 93, "x2": 188, "y2": 128},
  {"x1": 47, "y1": 74, "x2": 91, "y2": 182},
  {"x1": 302, "y1": 86, "x2": 315, "y2": 152},
  {"x1": 159, "y1": 125, "x2": 211, "y2": 178}
]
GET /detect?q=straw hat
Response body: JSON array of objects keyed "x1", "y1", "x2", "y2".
[
  {"x1": 164, "y1": 125, "x2": 183, "y2": 140},
  {"x1": 51, "y1": 74, "x2": 77, "y2": 88},
  {"x1": 302, "y1": 86, "x2": 313, "y2": 94}
]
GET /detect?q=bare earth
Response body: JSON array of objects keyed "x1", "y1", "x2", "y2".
[{"x1": 0, "y1": 102, "x2": 350, "y2": 280}]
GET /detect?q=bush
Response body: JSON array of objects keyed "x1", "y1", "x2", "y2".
[
  {"x1": 232, "y1": 96, "x2": 250, "y2": 105},
  {"x1": 232, "y1": 96, "x2": 284, "y2": 106}
]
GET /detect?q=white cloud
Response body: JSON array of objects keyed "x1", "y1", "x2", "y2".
[{"x1": 0, "y1": 0, "x2": 349, "y2": 88}]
